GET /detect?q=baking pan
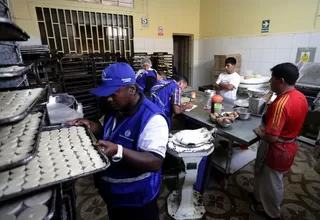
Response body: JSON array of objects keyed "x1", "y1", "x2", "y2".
[
  {"x1": 0, "y1": 63, "x2": 34, "y2": 78},
  {"x1": 0, "y1": 187, "x2": 57, "y2": 220},
  {"x1": 0, "y1": 125, "x2": 110, "y2": 202},
  {"x1": 0, "y1": 108, "x2": 46, "y2": 172},
  {"x1": 0, "y1": 84, "x2": 48, "y2": 125},
  {"x1": 0, "y1": 17, "x2": 30, "y2": 41},
  {"x1": 41, "y1": 124, "x2": 109, "y2": 164}
]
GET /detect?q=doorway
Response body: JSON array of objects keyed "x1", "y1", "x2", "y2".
[{"x1": 173, "y1": 34, "x2": 193, "y2": 84}]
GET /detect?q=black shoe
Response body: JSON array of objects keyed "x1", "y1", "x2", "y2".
[{"x1": 250, "y1": 204, "x2": 266, "y2": 216}]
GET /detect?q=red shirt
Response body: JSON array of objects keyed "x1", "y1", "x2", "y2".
[{"x1": 263, "y1": 89, "x2": 308, "y2": 171}]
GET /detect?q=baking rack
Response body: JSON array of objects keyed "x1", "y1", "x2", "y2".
[
  {"x1": 59, "y1": 54, "x2": 99, "y2": 120},
  {"x1": 151, "y1": 52, "x2": 174, "y2": 79},
  {"x1": 131, "y1": 52, "x2": 149, "y2": 71}
]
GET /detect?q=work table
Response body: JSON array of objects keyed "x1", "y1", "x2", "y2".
[
  {"x1": 181, "y1": 92, "x2": 261, "y2": 189},
  {"x1": 182, "y1": 93, "x2": 260, "y2": 146}
]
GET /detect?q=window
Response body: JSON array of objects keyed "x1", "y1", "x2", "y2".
[
  {"x1": 101, "y1": 0, "x2": 133, "y2": 8},
  {"x1": 35, "y1": 7, "x2": 134, "y2": 57},
  {"x1": 77, "y1": 0, "x2": 134, "y2": 8}
]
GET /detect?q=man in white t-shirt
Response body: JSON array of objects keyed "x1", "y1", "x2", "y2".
[{"x1": 215, "y1": 57, "x2": 241, "y2": 100}]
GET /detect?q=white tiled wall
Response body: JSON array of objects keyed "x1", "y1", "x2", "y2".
[
  {"x1": 134, "y1": 37, "x2": 174, "y2": 54},
  {"x1": 197, "y1": 32, "x2": 320, "y2": 86}
]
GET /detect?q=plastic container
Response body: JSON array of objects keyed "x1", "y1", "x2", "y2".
[{"x1": 211, "y1": 94, "x2": 223, "y2": 113}]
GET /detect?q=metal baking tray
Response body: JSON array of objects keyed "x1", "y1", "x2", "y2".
[
  {"x1": 0, "y1": 63, "x2": 34, "y2": 78},
  {"x1": 0, "y1": 84, "x2": 48, "y2": 125},
  {"x1": 0, "y1": 108, "x2": 46, "y2": 172},
  {"x1": 0, "y1": 187, "x2": 57, "y2": 219},
  {"x1": 0, "y1": 17, "x2": 30, "y2": 41},
  {"x1": 0, "y1": 125, "x2": 110, "y2": 202}
]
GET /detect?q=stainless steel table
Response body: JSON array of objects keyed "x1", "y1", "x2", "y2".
[{"x1": 182, "y1": 93, "x2": 261, "y2": 189}]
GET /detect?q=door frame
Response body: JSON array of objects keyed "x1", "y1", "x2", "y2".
[{"x1": 172, "y1": 33, "x2": 194, "y2": 86}]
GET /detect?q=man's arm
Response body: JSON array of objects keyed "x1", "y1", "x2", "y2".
[
  {"x1": 171, "y1": 87, "x2": 192, "y2": 114},
  {"x1": 216, "y1": 73, "x2": 240, "y2": 91},
  {"x1": 173, "y1": 103, "x2": 193, "y2": 114},
  {"x1": 215, "y1": 74, "x2": 222, "y2": 90},
  {"x1": 217, "y1": 83, "x2": 234, "y2": 90},
  {"x1": 254, "y1": 95, "x2": 289, "y2": 143},
  {"x1": 97, "y1": 115, "x2": 169, "y2": 173}
]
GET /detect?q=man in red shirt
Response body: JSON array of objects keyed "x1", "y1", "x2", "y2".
[{"x1": 252, "y1": 63, "x2": 308, "y2": 219}]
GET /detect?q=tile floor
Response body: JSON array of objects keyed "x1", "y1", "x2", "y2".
[{"x1": 75, "y1": 143, "x2": 320, "y2": 220}]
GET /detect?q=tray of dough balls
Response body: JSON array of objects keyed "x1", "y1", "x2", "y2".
[
  {"x1": 0, "y1": 125, "x2": 110, "y2": 202},
  {"x1": 0, "y1": 85, "x2": 47, "y2": 125},
  {"x1": 0, "y1": 110, "x2": 46, "y2": 172},
  {"x1": 0, "y1": 188, "x2": 57, "y2": 220}
]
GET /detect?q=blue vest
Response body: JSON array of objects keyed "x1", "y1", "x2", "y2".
[
  {"x1": 100, "y1": 96, "x2": 164, "y2": 207},
  {"x1": 149, "y1": 79, "x2": 179, "y2": 125},
  {"x1": 136, "y1": 70, "x2": 157, "y2": 92}
]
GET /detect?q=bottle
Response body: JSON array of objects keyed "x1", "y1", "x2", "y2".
[{"x1": 210, "y1": 94, "x2": 223, "y2": 114}]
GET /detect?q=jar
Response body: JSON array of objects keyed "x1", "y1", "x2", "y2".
[
  {"x1": 211, "y1": 94, "x2": 223, "y2": 113},
  {"x1": 191, "y1": 91, "x2": 196, "y2": 99}
]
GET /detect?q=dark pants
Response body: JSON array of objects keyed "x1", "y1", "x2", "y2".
[{"x1": 98, "y1": 188, "x2": 160, "y2": 220}]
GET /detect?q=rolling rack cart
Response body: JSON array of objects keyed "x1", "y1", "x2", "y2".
[
  {"x1": 90, "y1": 53, "x2": 117, "y2": 119},
  {"x1": 20, "y1": 45, "x2": 60, "y2": 88},
  {"x1": 131, "y1": 52, "x2": 149, "y2": 71},
  {"x1": 59, "y1": 54, "x2": 100, "y2": 121},
  {"x1": 151, "y1": 52, "x2": 174, "y2": 79}
]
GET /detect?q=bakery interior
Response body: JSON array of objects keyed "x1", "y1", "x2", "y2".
[{"x1": 1, "y1": 0, "x2": 320, "y2": 219}]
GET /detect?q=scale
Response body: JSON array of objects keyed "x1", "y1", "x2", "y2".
[
  {"x1": 238, "y1": 76, "x2": 270, "y2": 95},
  {"x1": 166, "y1": 128, "x2": 217, "y2": 220},
  {"x1": 247, "y1": 88, "x2": 274, "y2": 117}
]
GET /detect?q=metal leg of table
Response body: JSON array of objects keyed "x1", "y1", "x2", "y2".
[
  {"x1": 224, "y1": 140, "x2": 234, "y2": 190},
  {"x1": 200, "y1": 150, "x2": 214, "y2": 194}
]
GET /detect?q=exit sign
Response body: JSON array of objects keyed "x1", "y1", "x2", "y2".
[{"x1": 261, "y1": 20, "x2": 270, "y2": 33}]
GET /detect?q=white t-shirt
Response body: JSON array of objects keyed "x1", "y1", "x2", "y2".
[
  {"x1": 216, "y1": 72, "x2": 241, "y2": 100},
  {"x1": 100, "y1": 114, "x2": 168, "y2": 158}
]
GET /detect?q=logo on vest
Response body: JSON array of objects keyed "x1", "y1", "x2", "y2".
[{"x1": 124, "y1": 129, "x2": 131, "y2": 137}]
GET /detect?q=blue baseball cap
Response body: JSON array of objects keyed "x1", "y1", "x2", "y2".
[{"x1": 91, "y1": 63, "x2": 136, "y2": 97}]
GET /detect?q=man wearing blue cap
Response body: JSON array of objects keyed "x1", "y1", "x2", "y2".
[{"x1": 69, "y1": 62, "x2": 169, "y2": 220}]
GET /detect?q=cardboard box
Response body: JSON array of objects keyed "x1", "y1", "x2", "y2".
[{"x1": 214, "y1": 54, "x2": 242, "y2": 70}]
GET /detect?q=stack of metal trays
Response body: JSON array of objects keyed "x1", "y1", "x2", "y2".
[
  {"x1": 151, "y1": 52, "x2": 174, "y2": 79},
  {"x1": 0, "y1": 125, "x2": 110, "y2": 201},
  {"x1": 0, "y1": 64, "x2": 33, "y2": 78},
  {"x1": 20, "y1": 45, "x2": 50, "y2": 55},
  {"x1": 0, "y1": 186, "x2": 59, "y2": 219},
  {"x1": 0, "y1": 17, "x2": 29, "y2": 41},
  {"x1": 131, "y1": 52, "x2": 149, "y2": 71}
]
